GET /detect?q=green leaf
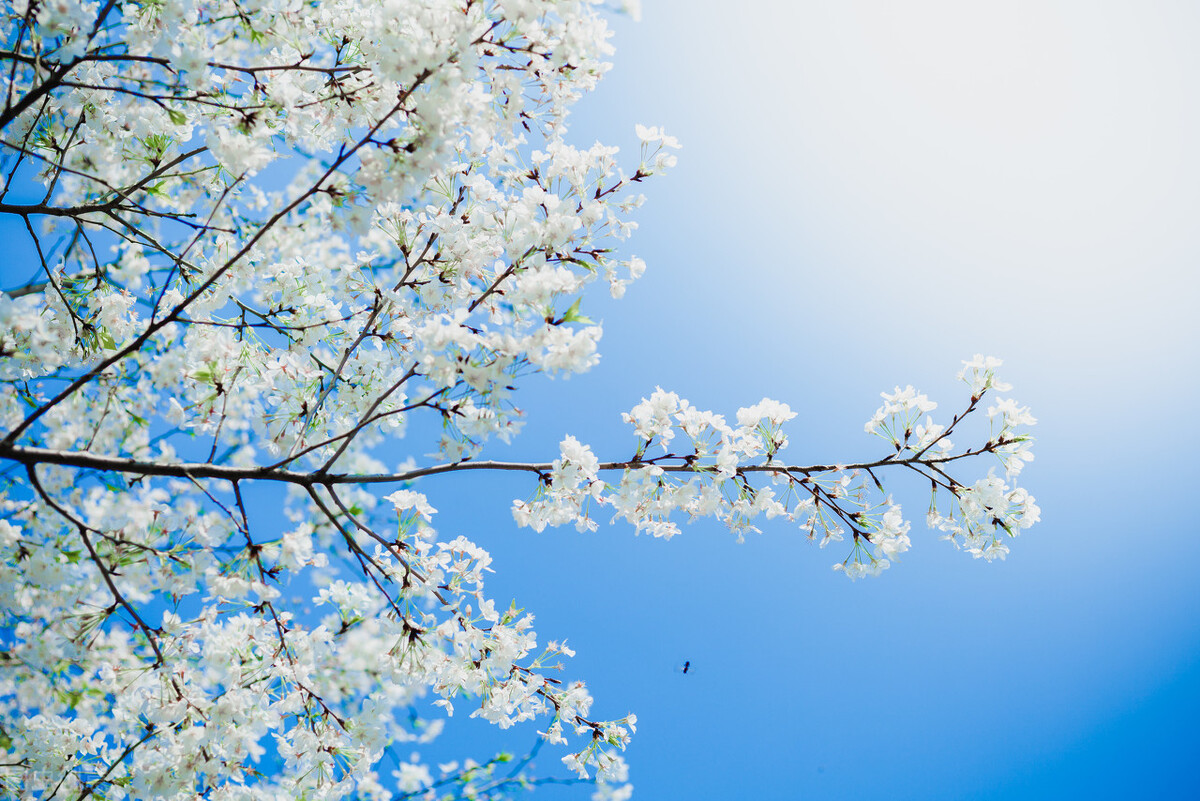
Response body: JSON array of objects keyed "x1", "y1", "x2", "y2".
[
  {"x1": 561, "y1": 297, "x2": 595, "y2": 325},
  {"x1": 167, "y1": 108, "x2": 187, "y2": 126}
]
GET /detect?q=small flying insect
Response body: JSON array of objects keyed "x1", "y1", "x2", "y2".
[{"x1": 676, "y1": 660, "x2": 691, "y2": 675}]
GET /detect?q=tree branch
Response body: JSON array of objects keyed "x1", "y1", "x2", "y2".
[{"x1": 0, "y1": 440, "x2": 997, "y2": 488}]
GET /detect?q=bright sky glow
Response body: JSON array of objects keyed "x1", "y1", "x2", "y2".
[{"x1": 587, "y1": 2, "x2": 1200, "y2": 391}]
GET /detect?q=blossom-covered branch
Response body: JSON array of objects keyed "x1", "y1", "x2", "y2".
[{"x1": 512, "y1": 354, "x2": 1038, "y2": 575}]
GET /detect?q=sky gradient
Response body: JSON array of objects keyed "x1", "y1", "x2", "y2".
[{"x1": 415, "y1": 2, "x2": 1200, "y2": 798}]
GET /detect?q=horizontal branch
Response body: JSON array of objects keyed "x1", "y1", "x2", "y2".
[
  {"x1": 0, "y1": 441, "x2": 978, "y2": 488},
  {"x1": 0, "y1": 145, "x2": 207, "y2": 219}
]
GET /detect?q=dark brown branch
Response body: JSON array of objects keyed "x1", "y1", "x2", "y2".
[
  {"x1": 24, "y1": 464, "x2": 167, "y2": 666},
  {"x1": 0, "y1": 439, "x2": 997, "y2": 488}
]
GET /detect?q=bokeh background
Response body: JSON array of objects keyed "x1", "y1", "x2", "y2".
[{"x1": 416, "y1": 1, "x2": 1200, "y2": 798}]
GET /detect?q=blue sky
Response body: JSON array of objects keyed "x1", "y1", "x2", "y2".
[{"x1": 412, "y1": 2, "x2": 1200, "y2": 798}]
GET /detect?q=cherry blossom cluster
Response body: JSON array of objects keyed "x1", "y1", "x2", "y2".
[
  {"x1": 513, "y1": 356, "x2": 1038, "y2": 579},
  {"x1": 2, "y1": 0, "x2": 661, "y2": 797}
]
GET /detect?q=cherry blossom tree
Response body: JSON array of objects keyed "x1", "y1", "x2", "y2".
[{"x1": 0, "y1": 1, "x2": 1039, "y2": 798}]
